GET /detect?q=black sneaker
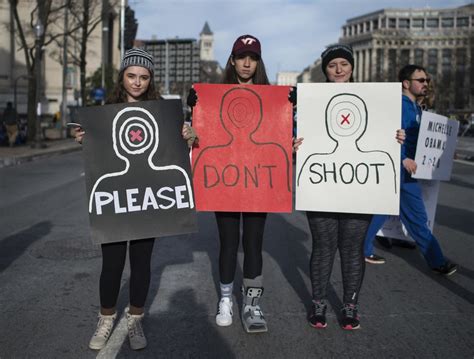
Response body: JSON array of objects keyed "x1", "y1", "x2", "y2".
[
  {"x1": 365, "y1": 254, "x2": 386, "y2": 264},
  {"x1": 432, "y1": 261, "x2": 458, "y2": 276},
  {"x1": 341, "y1": 303, "x2": 360, "y2": 330},
  {"x1": 308, "y1": 300, "x2": 327, "y2": 329}
]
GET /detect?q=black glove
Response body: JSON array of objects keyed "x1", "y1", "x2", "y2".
[
  {"x1": 187, "y1": 88, "x2": 198, "y2": 107},
  {"x1": 288, "y1": 86, "x2": 297, "y2": 106}
]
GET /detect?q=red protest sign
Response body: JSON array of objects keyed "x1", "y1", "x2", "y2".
[{"x1": 192, "y1": 84, "x2": 293, "y2": 212}]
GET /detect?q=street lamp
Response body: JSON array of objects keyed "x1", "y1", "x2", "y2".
[
  {"x1": 101, "y1": 26, "x2": 109, "y2": 91},
  {"x1": 32, "y1": 21, "x2": 46, "y2": 149}
]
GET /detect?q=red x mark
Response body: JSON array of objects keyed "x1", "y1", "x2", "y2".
[
  {"x1": 130, "y1": 129, "x2": 143, "y2": 142},
  {"x1": 340, "y1": 113, "x2": 350, "y2": 125}
]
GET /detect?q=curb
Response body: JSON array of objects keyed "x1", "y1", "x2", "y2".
[{"x1": 0, "y1": 145, "x2": 81, "y2": 169}]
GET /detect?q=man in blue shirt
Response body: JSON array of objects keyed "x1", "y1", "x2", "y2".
[{"x1": 364, "y1": 64, "x2": 457, "y2": 276}]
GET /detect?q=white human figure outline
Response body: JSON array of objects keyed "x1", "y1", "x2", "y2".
[
  {"x1": 297, "y1": 93, "x2": 397, "y2": 192},
  {"x1": 88, "y1": 106, "x2": 194, "y2": 213}
]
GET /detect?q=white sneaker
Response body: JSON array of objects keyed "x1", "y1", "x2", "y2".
[
  {"x1": 216, "y1": 297, "x2": 233, "y2": 326},
  {"x1": 89, "y1": 312, "x2": 117, "y2": 350},
  {"x1": 126, "y1": 308, "x2": 147, "y2": 350}
]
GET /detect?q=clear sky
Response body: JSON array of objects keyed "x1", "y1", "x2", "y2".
[{"x1": 131, "y1": 0, "x2": 472, "y2": 83}]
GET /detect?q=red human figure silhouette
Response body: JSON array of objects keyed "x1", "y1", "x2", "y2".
[{"x1": 192, "y1": 86, "x2": 292, "y2": 212}]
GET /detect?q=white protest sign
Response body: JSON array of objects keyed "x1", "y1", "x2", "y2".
[
  {"x1": 377, "y1": 180, "x2": 440, "y2": 242},
  {"x1": 413, "y1": 112, "x2": 459, "y2": 181},
  {"x1": 296, "y1": 83, "x2": 401, "y2": 215}
]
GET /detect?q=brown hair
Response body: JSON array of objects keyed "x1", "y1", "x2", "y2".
[
  {"x1": 221, "y1": 55, "x2": 270, "y2": 85},
  {"x1": 106, "y1": 69, "x2": 159, "y2": 104}
]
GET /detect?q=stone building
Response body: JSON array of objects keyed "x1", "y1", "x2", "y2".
[
  {"x1": 136, "y1": 22, "x2": 222, "y2": 97},
  {"x1": 339, "y1": 4, "x2": 474, "y2": 114}
]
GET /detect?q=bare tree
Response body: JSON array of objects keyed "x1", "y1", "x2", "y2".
[
  {"x1": 9, "y1": 0, "x2": 77, "y2": 141},
  {"x1": 50, "y1": 0, "x2": 118, "y2": 105}
]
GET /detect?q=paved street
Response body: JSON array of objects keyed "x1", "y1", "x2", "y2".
[{"x1": 0, "y1": 151, "x2": 473, "y2": 358}]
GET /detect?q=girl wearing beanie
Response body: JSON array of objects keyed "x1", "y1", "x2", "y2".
[
  {"x1": 74, "y1": 48, "x2": 197, "y2": 350},
  {"x1": 304, "y1": 44, "x2": 404, "y2": 330},
  {"x1": 187, "y1": 34, "x2": 296, "y2": 333}
]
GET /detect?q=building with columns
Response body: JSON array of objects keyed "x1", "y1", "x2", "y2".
[{"x1": 339, "y1": 4, "x2": 474, "y2": 114}]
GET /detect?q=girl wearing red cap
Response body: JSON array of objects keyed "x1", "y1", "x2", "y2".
[{"x1": 188, "y1": 34, "x2": 296, "y2": 333}]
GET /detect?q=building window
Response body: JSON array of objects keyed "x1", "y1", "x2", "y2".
[
  {"x1": 373, "y1": 19, "x2": 379, "y2": 30},
  {"x1": 442, "y1": 49, "x2": 452, "y2": 69},
  {"x1": 427, "y1": 18, "x2": 439, "y2": 28},
  {"x1": 427, "y1": 49, "x2": 438, "y2": 79},
  {"x1": 359, "y1": 23, "x2": 364, "y2": 33},
  {"x1": 412, "y1": 18, "x2": 424, "y2": 28},
  {"x1": 381, "y1": 17, "x2": 386, "y2": 28},
  {"x1": 456, "y1": 48, "x2": 467, "y2": 69},
  {"x1": 414, "y1": 49, "x2": 424, "y2": 65},
  {"x1": 400, "y1": 49, "x2": 410, "y2": 67},
  {"x1": 388, "y1": 49, "x2": 397, "y2": 81},
  {"x1": 457, "y1": 17, "x2": 469, "y2": 27},
  {"x1": 441, "y1": 18, "x2": 454, "y2": 27},
  {"x1": 399, "y1": 18, "x2": 410, "y2": 28},
  {"x1": 365, "y1": 21, "x2": 370, "y2": 31},
  {"x1": 388, "y1": 18, "x2": 396, "y2": 28}
]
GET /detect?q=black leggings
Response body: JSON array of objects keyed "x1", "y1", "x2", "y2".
[
  {"x1": 215, "y1": 212, "x2": 267, "y2": 284},
  {"x1": 307, "y1": 212, "x2": 371, "y2": 304},
  {"x1": 100, "y1": 238, "x2": 155, "y2": 309}
]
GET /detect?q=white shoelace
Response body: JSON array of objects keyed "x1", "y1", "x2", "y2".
[
  {"x1": 218, "y1": 298, "x2": 232, "y2": 315},
  {"x1": 128, "y1": 317, "x2": 145, "y2": 338},
  {"x1": 95, "y1": 317, "x2": 114, "y2": 337}
]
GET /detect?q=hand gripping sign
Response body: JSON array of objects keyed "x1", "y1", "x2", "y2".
[
  {"x1": 296, "y1": 83, "x2": 401, "y2": 215},
  {"x1": 192, "y1": 84, "x2": 293, "y2": 212},
  {"x1": 78, "y1": 100, "x2": 197, "y2": 244}
]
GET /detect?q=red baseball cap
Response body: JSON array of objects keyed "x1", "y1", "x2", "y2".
[{"x1": 231, "y1": 34, "x2": 261, "y2": 58}]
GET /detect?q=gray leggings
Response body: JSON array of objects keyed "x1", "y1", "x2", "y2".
[{"x1": 306, "y1": 211, "x2": 371, "y2": 304}]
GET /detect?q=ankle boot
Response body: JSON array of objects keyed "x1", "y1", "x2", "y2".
[{"x1": 241, "y1": 276, "x2": 268, "y2": 333}]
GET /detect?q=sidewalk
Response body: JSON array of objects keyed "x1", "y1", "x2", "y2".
[{"x1": 0, "y1": 138, "x2": 81, "y2": 168}]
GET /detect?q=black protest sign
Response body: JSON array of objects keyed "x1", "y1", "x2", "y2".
[{"x1": 78, "y1": 100, "x2": 197, "y2": 244}]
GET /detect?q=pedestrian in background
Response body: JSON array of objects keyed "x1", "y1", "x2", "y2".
[
  {"x1": 2, "y1": 102, "x2": 18, "y2": 147},
  {"x1": 187, "y1": 34, "x2": 297, "y2": 333},
  {"x1": 363, "y1": 64, "x2": 457, "y2": 276},
  {"x1": 74, "y1": 48, "x2": 196, "y2": 351},
  {"x1": 301, "y1": 44, "x2": 405, "y2": 330}
]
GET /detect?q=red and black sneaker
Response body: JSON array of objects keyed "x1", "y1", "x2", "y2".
[
  {"x1": 308, "y1": 300, "x2": 327, "y2": 329},
  {"x1": 341, "y1": 303, "x2": 360, "y2": 330}
]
